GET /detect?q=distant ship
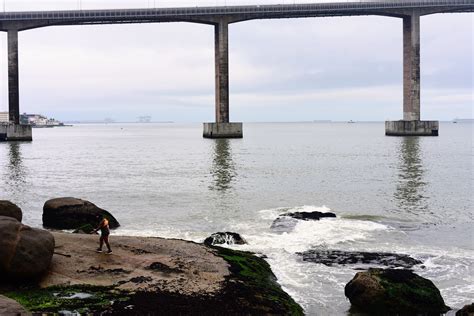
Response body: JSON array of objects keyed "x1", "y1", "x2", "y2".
[
  {"x1": 453, "y1": 118, "x2": 473, "y2": 123},
  {"x1": 138, "y1": 116, "x2": 151, "y2": 123},
  {"x1": 348, "y1": 120, "x2": 356, "y2": 123}
]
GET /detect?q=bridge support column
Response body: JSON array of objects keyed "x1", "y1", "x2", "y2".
[
  {"x1": 386, "y1": 13, "x2": 438, "y2": 136},
  {"x1": 203, "y1": 20, "x2": 242, "y2": 139},
  {"x1": 1, "y1": 29, "x2": 32, "y2": 142}
]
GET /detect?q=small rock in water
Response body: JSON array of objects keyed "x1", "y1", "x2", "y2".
[
  {"x1": 282, "y1": 211, "x2": 336, "y2": 221},
  {"x1": 270, "y1": 216, "x2": 299, "y2": 233},
  {"x1": 204, "y1": 232, "x2": 247, "y2": 246},
  {"x1": 270, "y1": 210, "x2": 336, "y2": 232},
  {"x1": 345, "y1": 268, "x2": 450, "y2": 314},
  {"x1": 297, "y1": 250, "x2": 422, "y2": 269}
]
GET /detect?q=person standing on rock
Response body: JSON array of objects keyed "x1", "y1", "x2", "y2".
[{"x1": 91, "y1": 215, "x2": 112, "y2": 254}]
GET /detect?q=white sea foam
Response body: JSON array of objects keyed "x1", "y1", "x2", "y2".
[
  {"x1": 114, "y1": 205, "x2": 474, "y2": 314},
  {"x1": 228, "y1": 206, "x2": 474, "y2": 314}
]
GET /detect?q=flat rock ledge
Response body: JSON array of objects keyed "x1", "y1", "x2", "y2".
[
  {"x1": 0, "y1": 232, "x2": 302, "y2": 315},
  {"x1": 298, "y1": 249, "x2": 422, "y2": 269}
]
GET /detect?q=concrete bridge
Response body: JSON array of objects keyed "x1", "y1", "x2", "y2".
[{"x1": 0, "y1": 0, "x2": 472, "y2": 140}]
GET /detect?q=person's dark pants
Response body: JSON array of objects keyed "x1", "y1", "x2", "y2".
[{"x1": 99, "y1": 233, "x2": 111, "y2": 251}]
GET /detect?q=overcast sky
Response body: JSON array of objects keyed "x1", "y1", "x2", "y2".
[{"x1": 0, "y1": 0, "x2": 472, "y2": 122}]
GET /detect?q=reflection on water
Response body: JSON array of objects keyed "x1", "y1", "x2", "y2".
[
  {"x1": 394, "y1": 137, "x2": 428, "y2": 215},
  {"x1": 1, "y1": 142, "x2": 28, "y2": 199},
  {"x1": 209, "y1": 139, "x2": 236, "y2": 192},
  {"x1": 8, "y1": 142, "x2": 27, "y2": 184}
]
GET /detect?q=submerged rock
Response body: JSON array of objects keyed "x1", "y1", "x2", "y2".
[
  {"x1": 345, "y1": 268, "x2": 450, "y2": 314},
  {"x1": 43, "y1": 197, "x2": 119, "y2": 229},
  {"x1": 456, "y1": 303, "x2": 474, "y2": 316},
  {"x1": 270, "y1": 210, "x2": 336, "y2": 232},
  {"x1": 270, "y1": 216, "x2": 299, "y2": 233},
  {"x1": 0, "y1": 216, "x2": 55, "y2": 279},
  {"x1": 298, "y1": 250, "x2": 422, "y2": 268},
  {"x1": 0, "y1": 200, "x2": 22, "y2": 222},
  {"x1": 204, "y1": 232, "x2": 247, "y2": 246},
  {"x1": 0, "y1": 294, "x2": 30, "y2": 316}
]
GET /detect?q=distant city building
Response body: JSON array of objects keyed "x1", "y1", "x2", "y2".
[
  {"x1": 0, "y1": 112, "x2": 8, "y2": 123},
  {"x1": 20, "y1": 113, "x2": 64, "y2": 127}
]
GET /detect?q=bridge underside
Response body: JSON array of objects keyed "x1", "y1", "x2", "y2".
[{"x1": 1, "y1": 2, "x2": 472, "y2": 140}]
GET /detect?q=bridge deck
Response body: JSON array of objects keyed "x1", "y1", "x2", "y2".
[{"x1": 0, "y1": 0, "x2": 472, "y2": 30}]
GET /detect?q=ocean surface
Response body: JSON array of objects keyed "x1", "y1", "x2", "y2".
[{"x1": 0, "y1": 122, "x2": 472, "y2": 315}]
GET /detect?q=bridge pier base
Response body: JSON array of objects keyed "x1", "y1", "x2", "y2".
[
  {"x1": 203, "y1": 19, "x2": 243, "y2": 139},
  {"x1": 386, "y1": 12, "x2": 438, "y2": 136},
  {"x1": 203, "y1": 122, "x2": 243, "y2": 138},
  {"x1": 0, "y1": 123, "x2": 32, "y2": 141},
  {"x1": 385, "y1": 120, "x2": 438, "y2": 136}
]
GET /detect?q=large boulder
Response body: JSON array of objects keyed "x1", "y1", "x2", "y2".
[
  {"x1": 0, "y1": 295, "x2": 30, "y2": 316},
  {"x1": 0, "y1": 200, "x2": 22, "y2": 222},
  {"x1": 43, "y1": 197, "x2": 119, "y2": 229},
  {"x1": 204, "y1": 232, "x2": 247, "y2": 246},
  {"x1": 298, "y1": 249, "x2": 422, "y2": 269},
  {"x1": 0, "y1": 216, "x2": 55, "y2": 279},
  {"x1": 345, "y1": 268, "x2": 450, "y2": 314}
]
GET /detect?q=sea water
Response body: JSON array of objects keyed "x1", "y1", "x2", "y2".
[{"x1": 0, "y1": 122, "x2": 472, "y2": 315}]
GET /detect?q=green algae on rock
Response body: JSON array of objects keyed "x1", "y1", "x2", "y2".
[
  {"x1": 211, "y1": 246, "x2": 304, "y2": 315},
  {"x1": 4, "y1": 284, "x2": 128, "y2": 315},
  {"x1": 345, "y1": 268, "x2": 450, "y2": 314}
]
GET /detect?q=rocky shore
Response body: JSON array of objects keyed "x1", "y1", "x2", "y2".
[
  {"x1": 0, "y1": 198, "x2": 303, "y2": 315},
  {"x1": 1, "y1": 199, "x2": 471, "y2": 315},
  {"x1": 0, "y1": 232, "x2": 302, "y2": 315}
]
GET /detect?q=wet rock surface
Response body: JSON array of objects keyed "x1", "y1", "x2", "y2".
[
  {"x1": 0, "y1": 200, "x2": 22, "y2": 222},
  {"x1": 43, "y1": 197, "x2": 120, "y2": 229},
  {"x1": 271, "y1": 210, "x2": 336, "y2": 232},
  {"x1": 281, "y1": 211, "x2": 336, "y2": 221},
  {"x1": 345, "y1": 268, "x2": 450, "y2": 314},
  {"x1": 0, "y1": 216, "x2": 55, "y2": 280},
  {"x1": 270, "y1": 216, "x2": 299, "y2": 233},
  {"x1": 204, "y1": 232, "x2": 247, "y2": 246},
  {"x1": 298, "y1": 249, "x2": 422, "y2": 268}
]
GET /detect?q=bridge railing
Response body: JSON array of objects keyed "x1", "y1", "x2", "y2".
[{"x1": 0, "y1": 0, "x2": 472, "y2": 21}]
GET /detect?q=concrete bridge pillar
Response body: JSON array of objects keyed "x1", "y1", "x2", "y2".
[
  {"x1": 8, "y1": 29, "x2": 20, "y2": 124},
  {"x1": 385, "y1": 12, "x2": 438, "y2": 136},
  {"x1": 403, "y1": 13, "x2": 420, "y2": 121},
  {"x1": 0, "y1": 29, "x2": 32, "y2": 142},
  {"x1": 203, "y1": 19, "x2": 242, "y2": 138}
]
